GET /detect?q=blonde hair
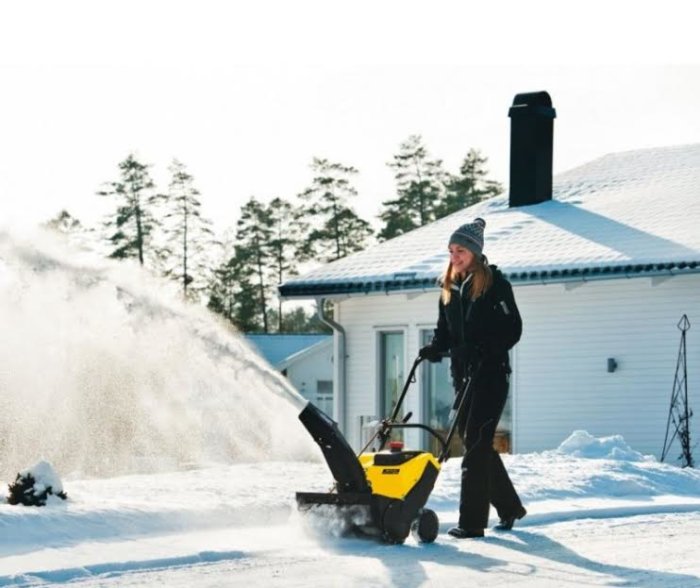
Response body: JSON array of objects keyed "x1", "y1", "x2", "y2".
[{"x1": 440, "y1": 256, "x2": 493, "y2": 304}]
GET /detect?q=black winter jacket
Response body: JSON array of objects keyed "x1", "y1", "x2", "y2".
[{"x1": 431, "y1": 266, "x2": 522, "y2": 386}]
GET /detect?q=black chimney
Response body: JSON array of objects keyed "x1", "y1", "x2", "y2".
[{"x1": 508, "y1": 91, "x2": 556, "y2": 207}]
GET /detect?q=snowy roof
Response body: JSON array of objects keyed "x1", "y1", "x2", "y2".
[
  {"x1": 280, "y1": 144, "x2": 700, "y2": 299},
  {"x1": 246, "y1": 334, "x2": 331, "y2": 368}
]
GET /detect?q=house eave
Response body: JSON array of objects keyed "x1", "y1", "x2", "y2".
[
  {"x1": 279, "y1": 261, "x2": 700, "y2": 300},
  {"x1": 276, "y1": 338, "x2": 333, "y2": 371}
]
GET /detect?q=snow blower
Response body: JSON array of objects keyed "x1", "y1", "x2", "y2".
[{"x1": 296, "y1": 355, "x2": 479, "y2": 544}]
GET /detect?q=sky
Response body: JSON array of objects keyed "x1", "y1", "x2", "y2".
[{"x1": 1, "y1": 1, "x2": 699, "y2": 235}]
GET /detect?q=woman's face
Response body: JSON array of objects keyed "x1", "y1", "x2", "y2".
[{"x1": 449, "y1": 244, "x2": 475, "y2": 276}]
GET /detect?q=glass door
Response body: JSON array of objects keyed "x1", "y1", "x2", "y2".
[
  {"x1": 420, "y1": 330, "x2": 455, "y2": 454},
  {"x1": 379, "y1": 331, "x2": 404, "y2": 440}
]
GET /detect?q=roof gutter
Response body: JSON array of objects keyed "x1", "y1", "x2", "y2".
[
  {"x1": 281, "y1": 263, "x2": 700, "y2": 299},
  {"x1": 315, "y1": 297, "x2": 346, "y2": 434},
  {"x1": 510, "y1": 263, "x2": 700, "y2": 286}
]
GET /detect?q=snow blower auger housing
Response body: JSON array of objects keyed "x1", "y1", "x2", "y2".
[{"x1": 296, "y1": 356, "x2": 479, "y2": 544}]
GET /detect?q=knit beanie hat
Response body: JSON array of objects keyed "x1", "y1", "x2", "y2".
[{"x1": 449, "y1": 218, "x2": 486, "y2": 257}]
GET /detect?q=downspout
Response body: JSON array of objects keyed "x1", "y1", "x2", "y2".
[{"x1": 316, "y1": 297, "x2": 346, "y2": 433}]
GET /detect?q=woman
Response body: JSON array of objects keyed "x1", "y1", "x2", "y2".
[{"x1": 419, "y1": 217, "x2": 526, "y2": 539}]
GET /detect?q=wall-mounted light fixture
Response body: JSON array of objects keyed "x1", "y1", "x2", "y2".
[{"x1": 607, "y1": 358, "x2": 618, "y2": 373}]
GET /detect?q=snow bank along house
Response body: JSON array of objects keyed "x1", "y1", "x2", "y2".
[{"x1": 280, "y1": 91, "x2": 700, "y2": 460}]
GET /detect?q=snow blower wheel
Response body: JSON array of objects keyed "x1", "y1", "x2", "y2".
[{"x1": 411, "y1": 508, "x2": 439, "y2": 543}]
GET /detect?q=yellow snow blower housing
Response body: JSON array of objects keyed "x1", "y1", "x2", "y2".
[{"x1": 359, "y1": 444, "x2": 441, "y2": 500}]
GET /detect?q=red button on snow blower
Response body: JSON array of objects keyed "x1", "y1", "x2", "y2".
[{"x1": 389, "y1": 440, "x2": 404, "y2": 452}]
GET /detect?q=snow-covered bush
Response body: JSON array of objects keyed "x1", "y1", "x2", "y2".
[{"x1": 7, "y1": 461, "x2": 67, "y2": 506}]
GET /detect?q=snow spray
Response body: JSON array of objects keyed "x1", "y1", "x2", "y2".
[{"x1": 0, "y1": 229, "x2": 316, "y2": 480}]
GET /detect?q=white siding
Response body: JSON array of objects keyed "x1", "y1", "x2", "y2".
[
  {"x1": 336, "y1": 274, "x2": 700, "y2": 460},
  {"x1": 514, "y1": 274, "x2": 700, "y2": 459},
  {"x1": 285, "y1": 343, "x2": 333, "y2": 405}
]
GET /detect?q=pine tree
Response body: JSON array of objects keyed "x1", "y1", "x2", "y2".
[
  {"x1": 268, "y1": 197, "x2": 305, "y2": 331},
  {"x1": 235, "y1": 197, "x2": 274, "y2": 332},
  {"x1": 97, "y1": 153, "x2": 159, "y2": 266},
  {"x1": 160, "y1": 159, "x2": 215, "y2": 301},
  {"x1": 267, "y1": 306, "x2": 331, "y2": 334},
  {"x1": 208, "y1": 247, "x2": 262, "y2": 332},
  {"x1": 44, "y1": 209, "x2": 82, "y2": 233},
  {"x1": 44, "y1": 209, "x2": 102, "y2": 252},
  {"x1": 298, "y1": 157, "x2": 373, "y2": 262},
  {"x1": 436, "y1": 148, "x2": 503, "y2": 218},
  {"x1": 378, "y1": 135, "x2": 446, "y2": 241}
]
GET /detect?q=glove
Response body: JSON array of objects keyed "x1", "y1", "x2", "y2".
[{"x1": 419, "y1": 344, "x2": 443, "y2": 363}]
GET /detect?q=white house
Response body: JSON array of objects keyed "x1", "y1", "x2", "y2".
[
  {"x1": 246, "y1": 334, "x2": 334, "y2": 415},
  {"x1": 280, "y1": 92, "x2": 700, "y2": 462}
]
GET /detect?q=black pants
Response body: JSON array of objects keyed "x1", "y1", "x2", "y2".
[{"x1": 456, "y1": 371, "x2": 523, "y2": 530}]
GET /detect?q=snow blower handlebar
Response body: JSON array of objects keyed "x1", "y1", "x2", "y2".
[
  {"x1": 378, "y1": 421, "x2": 449, "y2": 456},
  {"x1": 389, "y1": 356, "x2": 422, "y2": 423},
  {"x1": 370, "y1": 358, "x2": 435, "y2": 450},
  {"x1": 370, "y1": 356, "x2": 423, "y2": 452},
  {"x1": 363, "y1": 355, "x2": 482, "y2": 461}
]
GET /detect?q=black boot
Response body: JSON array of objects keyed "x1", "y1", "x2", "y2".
[
  {"x1": 494, "y1": 506, "x2": 527, "y2": 531},
  {"x1": 448, "y1": 526, "x2": 484, "y2": 539}
]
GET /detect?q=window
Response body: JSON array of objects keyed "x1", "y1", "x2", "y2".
[
  {"x1": 420, "y1": 329, "x2": 454, "y2": 452},
  {"x1": 316, "y1": 380, "x2": 333, "y2": 416},
  {"x1": 379, "y1": 331, "x2": 405, "y2": 438}
]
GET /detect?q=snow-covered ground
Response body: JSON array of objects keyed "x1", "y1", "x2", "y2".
[{"x1": 2, "y1": 432, "x2": 700, "y2": 587}]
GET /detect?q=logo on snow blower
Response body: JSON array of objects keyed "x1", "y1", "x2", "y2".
[{"x1": 382, "y1": 468, "x2": 401, "y2": 475}]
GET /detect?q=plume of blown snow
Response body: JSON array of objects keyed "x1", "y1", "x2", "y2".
[{"x1": 0, "y1": 228, "x2": 316, "y2": 480}]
